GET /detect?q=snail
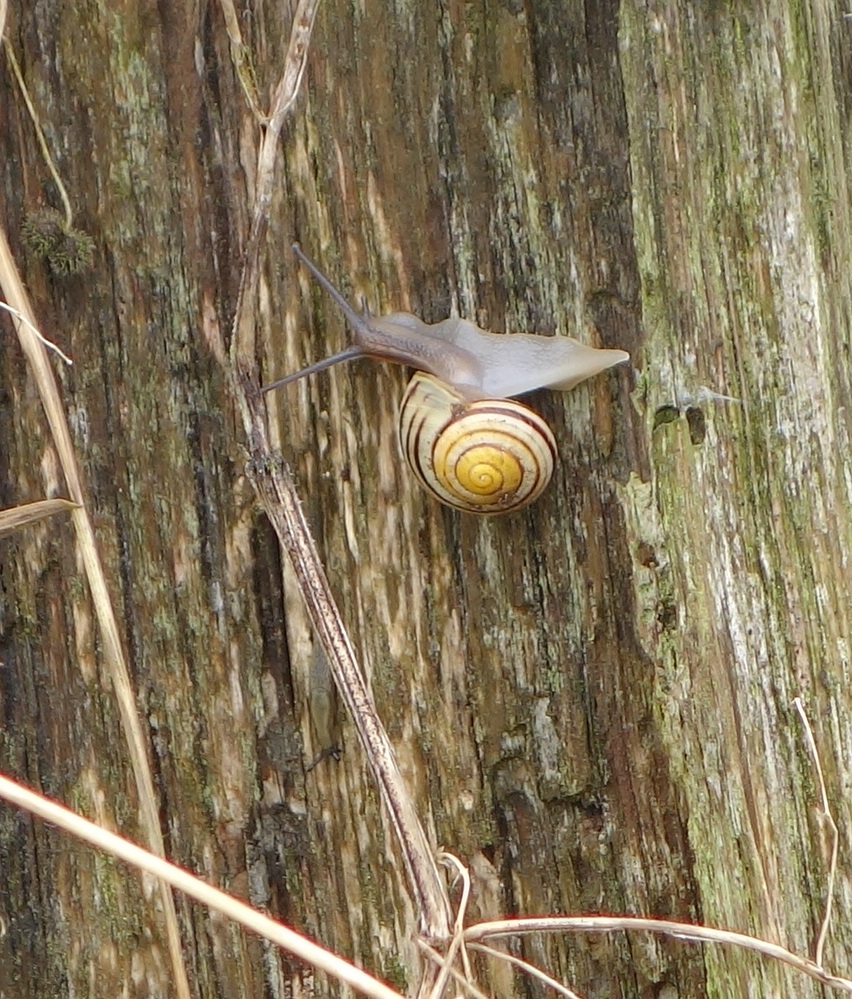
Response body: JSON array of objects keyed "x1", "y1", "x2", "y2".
[{"x1": 263, "y1": 244, "x2": 629, "y2": 514}]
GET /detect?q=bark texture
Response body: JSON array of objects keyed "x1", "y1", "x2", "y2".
[{"x1": 1, "y1": 1, "x2": 851, "y2": 997}]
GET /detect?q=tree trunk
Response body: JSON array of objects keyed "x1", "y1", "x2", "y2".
[{"x1": 2, "y1": 1, "x2": 851, "y2": 997}]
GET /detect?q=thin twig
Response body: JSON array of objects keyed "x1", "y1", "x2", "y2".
[
  {"x1": 217, "y1": 0, "x2": 265, "y2": 121},
  {"x1": 466, "y1": 942, "x2": 587, "y2": 999},
  {"x1": 464, "y1": 916, "x2": 852, "y2": 993},
  {"x1": 4, "y1": 41, "x2": 74, "y2": 227},
  {"x1": 266, "y1": 2, "x2": 318, "y2": 131},
  {"x1": 223, "y1": 0, "x2": 451, "y2": 942},
  {"x1": 243, "y1": 442, "x2": 451, "y2": 940},
  {"x1": 429, "y1": 852, "x2": 473, "y2": 999},
  {"x1": 0, "y1": 774, "x2": 405, "y2": 999},
  {"x1": 0, "y1": 498, "x2": 79, "y2": 539},
  {"x1": 229, "y1": 0, "x2": 321, "y2": 370},
  {"x1": 417, "y1": 940, "x2": 493, "y2": 999},
  {"x1": 794, "y1": 696, "x2": 839, "y2": 967},
  {"x1": 0, "y1": 300, "x2": 73, "y2": 365}
]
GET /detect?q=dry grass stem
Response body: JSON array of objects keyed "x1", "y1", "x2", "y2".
[
  {"x1": 245, "y1": 454, "x2": 452, "y2": 939},
  {"x1": 0, "y1": 774, "x2": 405, "y2": 999},
  {"x1": 235, "y1": 214, "x2": 457, "y2": 974},
  {"x1": 0, "y1": 498, "x2": 79, "y2": 538},
  {"x1": 0, "y1": 224, "x2": 192, "y2": 999},
  {"x1": 217, "y1": 0, "x2": 265, "y2": 120},
  {"x1": 794, "y1": 696, "x2": 839, "y2": 967},
  {"x1": 429, "y1": 852, "x2": 473, "y2": 999},
  {"x1": 465, "y1": 916, "x2": 852, "y2": 992},
  {"x1": 229, "y1": 0, "x2": 321, "y2": 367},
  {"x1": 465, "y1": 943, "x2": 587, "y2": 999},
  {"x1": 0, "y1": 300, "x2": 73, "y2": 364},
  {"x1": 4, "y1": 41, "x2": 73, "y2": 226},
  {"x1": 417, "y1": 941, "x2": 494, "y2": 999},
  {"x1": 222, "y1": 0, "x2": 451, "y2": 942},
  {"x1": 266, "y1": 0, "x2": 320, "y2": 130}
]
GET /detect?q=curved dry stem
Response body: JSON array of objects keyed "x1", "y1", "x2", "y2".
[
  {"x1": 426, "y1": 855, "x2": 471, "y2": 999},
  {"x1": 438, "y1": 852, "x2": 473, "y2": 982},
  {"x1": 465, "y1": 916, "x2": 852, "y2": 993}
]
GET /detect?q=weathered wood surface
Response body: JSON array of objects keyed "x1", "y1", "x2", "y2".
[{"x1": 1, "y1": 1, "x2": 851, "y2": 997}]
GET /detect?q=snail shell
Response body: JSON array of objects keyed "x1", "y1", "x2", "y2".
[{"x1": 398, "y1": 372, "x2": 557, "y2": 514}]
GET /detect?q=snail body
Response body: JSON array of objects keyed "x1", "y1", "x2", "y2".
[{"x1": 263, "y1": 245, "x2": 629, "y2": 514}]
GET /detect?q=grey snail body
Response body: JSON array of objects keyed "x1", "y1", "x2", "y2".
[{"x1": 263, "y1": 245, "x2": 629, "y2": 514}]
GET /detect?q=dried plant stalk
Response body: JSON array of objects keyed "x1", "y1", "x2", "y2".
[{"x1": 221, "y1": 0, "x2": 451, "y2": 942}]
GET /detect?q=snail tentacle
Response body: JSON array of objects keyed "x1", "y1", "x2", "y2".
[
  {"x1": 260, "y1": 345, "x2": 364, "y2": 394},
  {"x1": 286, "y1": 244, "x2": 484, "y2": 392}
]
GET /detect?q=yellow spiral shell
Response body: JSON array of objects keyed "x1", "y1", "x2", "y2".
[{"x1": 398, "y1": 372, "x2": 557, "y2": 514}]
